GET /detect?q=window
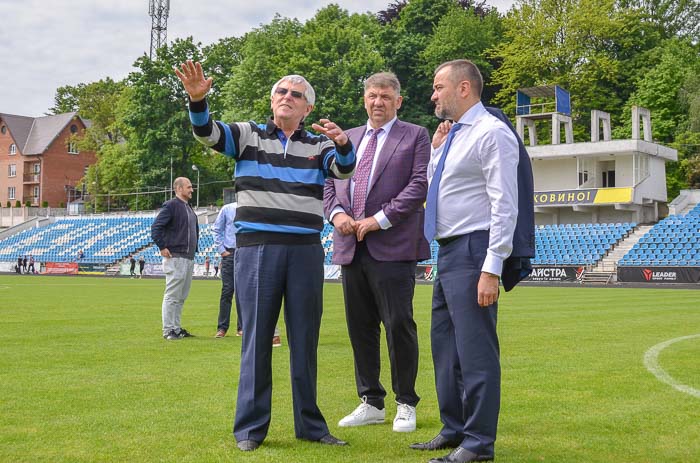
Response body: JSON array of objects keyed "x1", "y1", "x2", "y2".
[
  {"x1": 8, "y1": 164, "x2": 16, "y2": 177},
  {"x1": 68, "y1": 142, "x2": 79, "y2": 154},
  {"x1": 1, "y1": 125, "x2": 6, "y2": 134},
  {"x1": 8, "y1": 186, "x2": 15, "y2": 200},
  {"x1": 33, "y1": 163, "x2": 41, "y2": 174},
  {"x1": 9, "y1": 143, "x2": 16, "y2": 155},
  {"x1": 70, "y1": 124, "x2": 78, "y2": 134},
  {"x1": 33, "y1": 186, "x2": 40, "y2": 198}
]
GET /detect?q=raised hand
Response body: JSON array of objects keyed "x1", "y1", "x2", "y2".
[
  {"x1": 174, "y1": 60, "x2": 213, "y2": 102},
  {"x1": 312, "y1": 119, "x2": 349, "y2": 146},
  {"x1": 432, "y1": 120, "x2": 452, "y2": 149}
]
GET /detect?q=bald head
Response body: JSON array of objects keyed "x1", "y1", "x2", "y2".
[{"x1": 173, "y1": 177, "x2": 193, "y2": 202}]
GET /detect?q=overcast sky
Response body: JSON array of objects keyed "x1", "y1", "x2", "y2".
[{"x1": 0, "y1": 0, "x2": 514, "y2": 117}]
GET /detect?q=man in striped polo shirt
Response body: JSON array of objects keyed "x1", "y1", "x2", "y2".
[{"x1": 175, "y1": 60, "x2": 355, "y2": 451}]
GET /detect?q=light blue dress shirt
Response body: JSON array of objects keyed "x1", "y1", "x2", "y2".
[
  {"x1": 213, "y1": 202, "x2": 238, "y2": 254},
  {"x1": 427, "y1": 102, "x2": 519, "y2": 276}
]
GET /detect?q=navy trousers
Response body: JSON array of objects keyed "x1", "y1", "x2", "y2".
[
  {"x1": 233, "y1": 243, "x2": 329, "y2": 443},
  {"x1": 217, "y1": 252, "x2": 239, "y2": 332},
  {"x1": 431, "y1": 231, "x2": 500, "y2": 457}
]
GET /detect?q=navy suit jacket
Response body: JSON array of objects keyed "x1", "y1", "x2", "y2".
[
  {"x1": 485, "y1": 107, "x2": 535, "y2": 291},
  {"x1": 323, "y1": 119, "x2": 431, "y2": 264}
]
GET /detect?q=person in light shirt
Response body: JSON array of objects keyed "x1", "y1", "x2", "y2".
[{"x1": 411, "y1": 59, "x2": 519, "y2": 463}]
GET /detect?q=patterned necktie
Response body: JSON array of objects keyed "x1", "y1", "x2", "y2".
[
  {"x1": 352, "y1": 128, "x2": 383, "y2": 219},
  {"x1": 423, "y1": 123, "x2": 464, "y2": 242}
]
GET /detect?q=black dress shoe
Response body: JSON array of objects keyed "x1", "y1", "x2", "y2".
[
  {"x1": 410, "y1": 434, "x2": 461, "y2": 451},
  {"x1": 429, "y1": 446, "x2": 493, "y2": 463},
  {"x1": 237, "y1": 440, "x2": 260, "y2": 451},
  {"x1": 317, "y1": 434, "x2": 348, "y2": 446}
]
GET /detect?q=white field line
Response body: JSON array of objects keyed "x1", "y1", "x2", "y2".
[{"x1": 643, "y1": 334, "x2": 700, "y2": 399}]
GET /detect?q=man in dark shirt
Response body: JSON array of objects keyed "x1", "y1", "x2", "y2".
[{"x1": 151, "y1": 177, "x2": 199, "y2": 340}]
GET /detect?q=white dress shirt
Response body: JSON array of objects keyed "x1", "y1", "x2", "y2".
[
  {"x1": 427, "y1": 102, "x2": 519, "y2": 276},
  {"x1": 331, "y1": 117, "x2": 398, "y2": 229}
]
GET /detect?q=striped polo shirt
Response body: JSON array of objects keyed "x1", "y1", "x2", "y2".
[{"x1": 189, "y1": 98, "x2": 356, "y2": 247}]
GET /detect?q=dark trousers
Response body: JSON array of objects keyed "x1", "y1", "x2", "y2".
[
  {"x1": 341, "y1": 242, "x2": 419, "y2": 409},
  {"x1": 431, "y1": 231, "x2": 500, "y2": 457},
  {"x1": 233, "y1": 243, "x2": 329, "y2": 443},
  {"x1": 217, "y1": 252, "x2": 239, "y2": 331}
]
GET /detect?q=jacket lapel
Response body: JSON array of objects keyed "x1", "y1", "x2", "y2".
[{"x1": 368, "y1": 121, "x2": 404, "y2": 193}]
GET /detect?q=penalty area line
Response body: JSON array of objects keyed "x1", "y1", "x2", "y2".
[{"x1": 643, "y1": 334, "x2": 700, "y2": 399}]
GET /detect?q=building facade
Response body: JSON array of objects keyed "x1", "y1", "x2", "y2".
[{"x1": 0, "y1": 112, "x2": 95, "y2": 208}]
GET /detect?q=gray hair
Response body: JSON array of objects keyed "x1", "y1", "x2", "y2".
[
  {"x1": 435, "y1": 59, "x2": 483, "y2": 98},
  {"x1": 364, "y1": 72, "x2": 401, "y2": 94},
  {"x1": 271, "y1": 75, "x2": 316, "y2": 105}
]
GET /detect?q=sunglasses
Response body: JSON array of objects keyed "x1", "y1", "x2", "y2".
[{"x1": 275, "y1": 87, "x2": 306, "y2": 100}]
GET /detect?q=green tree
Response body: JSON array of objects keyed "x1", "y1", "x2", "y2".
[
  {"x1": 420, "y1": 6, "x2": 503, "y2": 106},
  {"x1": 490, "y1": 0, "x2": 662, "y2": 140},
  {"x1": 222, "y1": 6, "x2": 383, "y2": 129}
]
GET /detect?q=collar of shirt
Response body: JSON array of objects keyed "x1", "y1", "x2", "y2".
[
  {"x1": 455, "y1": 101, "x2": 486, "y2": 127},
  {"x1": 351, "y1": 116, "x2": 397, "y2": 190}
]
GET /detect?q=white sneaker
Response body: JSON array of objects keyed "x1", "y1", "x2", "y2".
[
  {"x1": 393, "y1": 402, "x2": 416, "y2": 432},
  {"x1": 338, "y1": 397, "x2": 385, "y2": 427}
]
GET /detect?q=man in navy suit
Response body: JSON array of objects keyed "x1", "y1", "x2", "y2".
[
  {"x1": 411, "y1": 59, "x2": 521, "y2": 463},
  {"x1": 324, "y1": 72, "x2": 431, "y2": 434}
]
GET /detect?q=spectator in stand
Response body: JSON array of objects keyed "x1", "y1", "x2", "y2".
[
  {"x1": 77, "y1": 250, "x2": 84, "y2": 261},
  {"x1": 204, "y1": 255, "x2": 211, "y2": 276}
]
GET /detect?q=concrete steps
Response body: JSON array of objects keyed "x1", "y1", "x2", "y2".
[{"x1": 591, "y1": 224, "x2": 654, "y2": 275}]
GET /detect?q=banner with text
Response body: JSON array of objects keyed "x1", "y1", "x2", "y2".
[
  {"x1": 534, "y1": 188, "x2": 633, "y2": 206},
  {"x1": 43, "y1": 262, "x2": 79, "y2": 275},
  {"x1": 525, "y1": 266, "x2": 585, "y2": 282},
  {"x1": 617, "y1": 266, "x2": 700, "y2": 284}
]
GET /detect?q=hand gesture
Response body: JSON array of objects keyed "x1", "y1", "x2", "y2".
[
  {"x1": 174, "y1": 60, "x2": 213, "y2": 102},
  {"x1": 312, "y1": 119, "x2": 349, "y2": 146},
  {"x1": 432, "y1": 120, "x2": 452, "y2": 149}
]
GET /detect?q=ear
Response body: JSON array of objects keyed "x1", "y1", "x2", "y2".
[
  {"x1": 304, "y1": 104, "x2": 314, "y2": 118},
  {"x1": 459, "y1": 80, "x2": 472, "y2": 99},
  {"x1": 396, "y1": 95, "x2": 404, "y2": 110}
]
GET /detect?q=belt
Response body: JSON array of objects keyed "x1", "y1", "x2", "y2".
[
  {"x1": 436, "y1": 235, "x2": 463, "y2": 246},
  {"x1": 225, "y1": 247, "x2": 235, "y2": 252}
]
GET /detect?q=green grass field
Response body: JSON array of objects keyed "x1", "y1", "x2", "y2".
[{"x1": 1, "y1": 275, "x2": 699, "y2": 462}]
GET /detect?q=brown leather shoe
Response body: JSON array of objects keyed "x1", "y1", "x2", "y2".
[
  {"x1": 272, "y1": 335, "x2": 282, "y2": 347},
  {"x1": 215, "y1": 329, "x2": 227, "y2": 338}
]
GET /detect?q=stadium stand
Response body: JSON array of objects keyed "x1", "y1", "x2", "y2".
[
  {"x1": 1, "y1": 210, "x2": 695, "y2": 276},
  {"x1": 532, "y1": 222, "x2": 635, "y2": 266},
  {"x1": 620, "y1": 205, "x2": 700, "y2": 267},
  {"x1": 0, "y1": 216, "x2": 154, "y2": 264}
]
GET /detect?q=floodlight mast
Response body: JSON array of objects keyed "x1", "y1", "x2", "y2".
[{"x1": 149, "y1": 0, "x2": 170, "y2": 60}]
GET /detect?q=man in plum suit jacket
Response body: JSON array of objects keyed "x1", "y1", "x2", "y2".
[{"x1": 323, "y1": 71, "x2": 431, "y2": 434}]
